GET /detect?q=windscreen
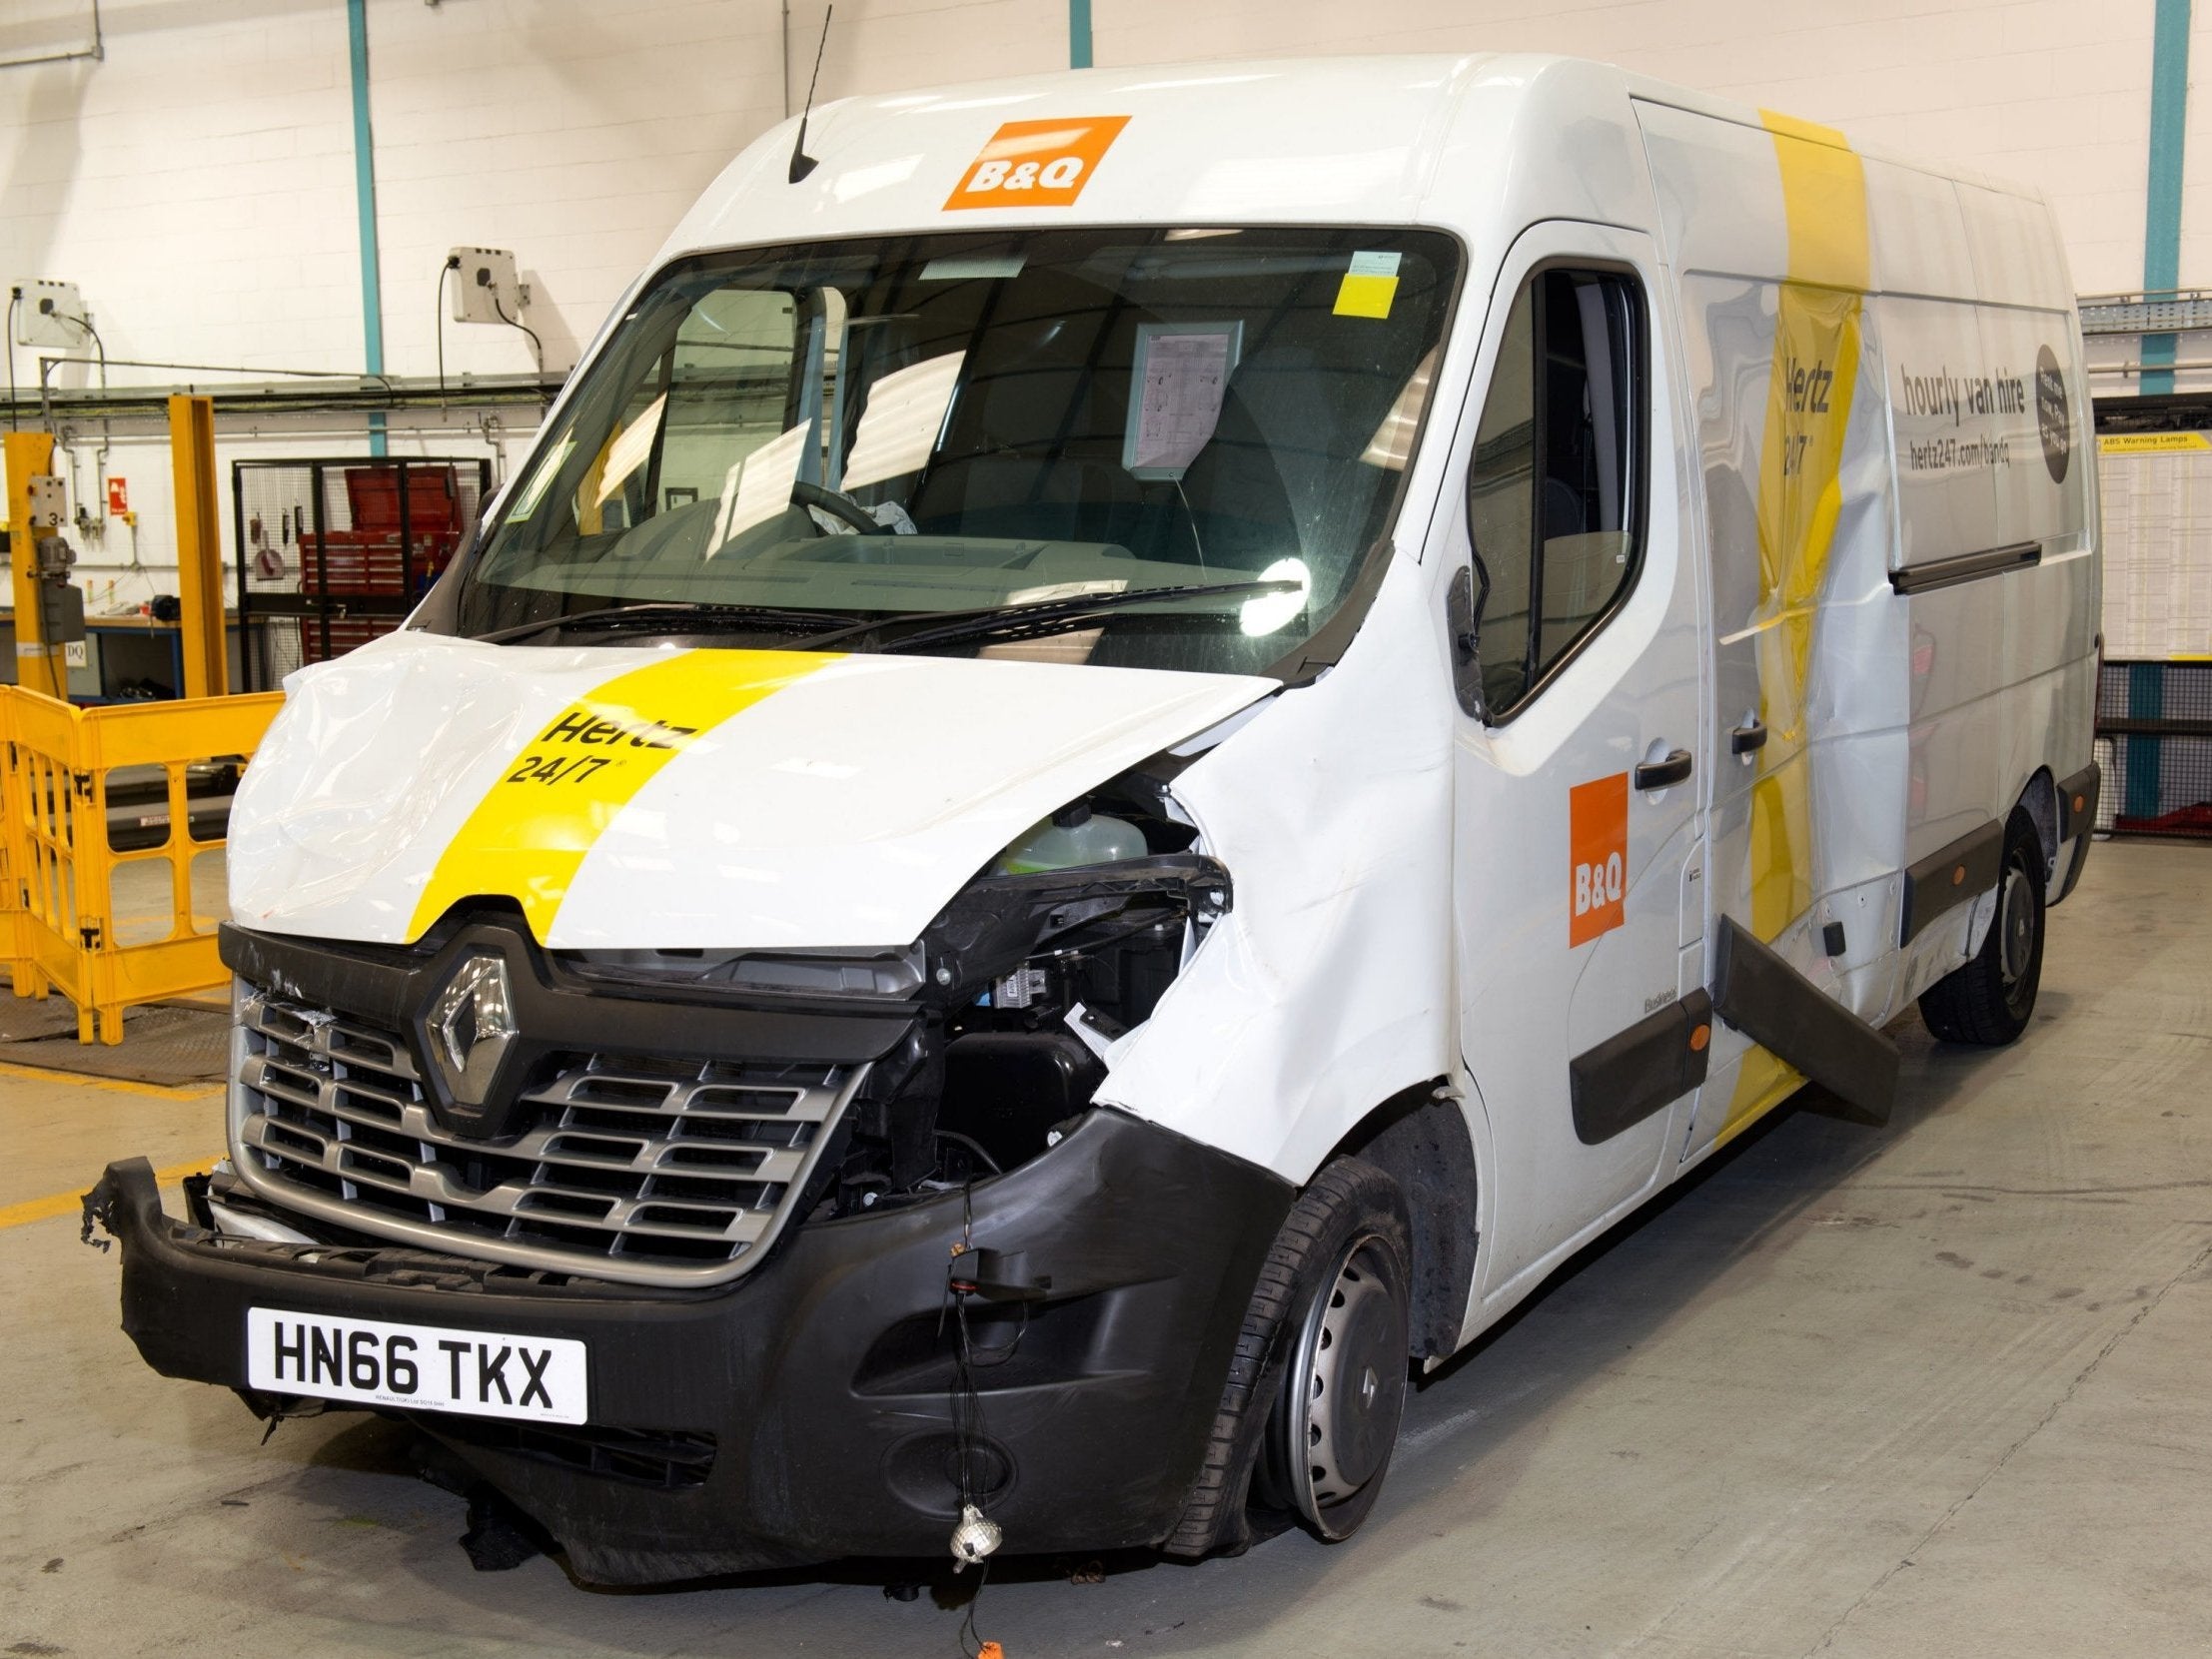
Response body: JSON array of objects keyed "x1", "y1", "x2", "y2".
[{"x1": 449, "y1": 227, "x2": 1460, "y2": 674}]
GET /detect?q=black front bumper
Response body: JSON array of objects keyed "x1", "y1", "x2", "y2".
[{"x1": 86, "y1": 1109, "x2": 1290, "y2": 1584}]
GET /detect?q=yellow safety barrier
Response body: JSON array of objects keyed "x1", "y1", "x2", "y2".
[{"x1": 0, "y1": 684, "x2": 283, "y2": 1043}]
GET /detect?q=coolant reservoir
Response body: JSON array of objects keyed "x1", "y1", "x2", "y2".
[{"x1": 996, "y1": 802, "x2": 1147, "y2": 874}]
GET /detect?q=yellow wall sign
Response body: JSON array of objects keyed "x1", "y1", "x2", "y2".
[{"x1": 2099, "y1": 431, "x2": 2212, "y2": 454}]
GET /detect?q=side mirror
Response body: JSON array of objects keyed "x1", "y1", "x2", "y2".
[{"x1": 1446, "y1": 563, "x2": 1489, "y2": 721}]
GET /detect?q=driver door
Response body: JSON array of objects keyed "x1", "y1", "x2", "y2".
[{"x1": 1444, "y1": 222, "x2": 1712, "y2": 1304}]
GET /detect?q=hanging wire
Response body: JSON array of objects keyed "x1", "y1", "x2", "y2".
[
  {"x1": 957, "y1": 1557, "x2": 994, "y2": 1659},
  {"x1": 491, "y1": 293, "x2": 544, "y2": 377},
  {"x1": 5, "y1": 291, "x2": 19, "y2": 430},
  {"x1": 945, "y1": 1183, "x2": 988, "y2": 1505},
  {"x1": 945, "y1": 1179, "x2": 1000, "y2": 1658},
  {"x1": 56, "y1": 311, "x2": 106, "y2": 388},
  {"x1": 436, "y1": 257, "x2": 457, "y2": 406}
]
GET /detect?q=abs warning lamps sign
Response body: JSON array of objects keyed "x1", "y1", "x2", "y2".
[{"x1": 945, "y1": 116, "x2": 1130, "y2": 210}]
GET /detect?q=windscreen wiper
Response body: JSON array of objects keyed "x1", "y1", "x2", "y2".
[
  {"x1": 789, "y1": 579, "x2": 1303, "y2": 655},
  {"x1": 472, "y1": 600, "x2": 863, "y2": 646}
]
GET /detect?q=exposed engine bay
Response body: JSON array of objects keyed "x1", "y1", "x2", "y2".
[
  {"x1": 824, "y1": 763, "x2": 1228, "y2": 1218},
  {"x1": 549, "y1": 754, "x2": 1232, "y2": 1231}
]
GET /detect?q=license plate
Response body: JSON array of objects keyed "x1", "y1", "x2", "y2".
[{"x1": 246, "y1": 1307, "x2": 587, "y2": 1424}]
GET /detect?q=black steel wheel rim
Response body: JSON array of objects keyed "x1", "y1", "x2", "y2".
[{"x1": 1997, "y1": 845, "x2": 2040, "y2": 1016}]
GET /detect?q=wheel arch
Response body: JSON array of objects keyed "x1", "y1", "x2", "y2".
[
  {"x1": 2016, "y1": 765, "x2": 2059, "y2": 878},
  {"x1": 1329, "y1": 1080, "x2": 1479, "y2": 1363}
]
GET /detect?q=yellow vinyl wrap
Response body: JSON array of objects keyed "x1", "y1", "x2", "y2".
[
  {"x1": 406, "y1": 648, "x2": 838, "y2": 943},
  {"x1": 1716, "y1": 113, "x2": 1870, "y2": 1148}
]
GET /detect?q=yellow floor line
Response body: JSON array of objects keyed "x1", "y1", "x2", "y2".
[
  {"x1": 0, "y1": 1058, "x2": 222, "y2": 1102},
  {"x1": 0, "y1": 1156, "x2": 219, "y2": 1232}
]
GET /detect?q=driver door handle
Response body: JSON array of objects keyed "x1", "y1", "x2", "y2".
[
  {"x1": 1634, "y1": 747, "x2": 1693, "y2": 790},
  {"x1": 1730, "y1": 718, "x2": 1768, "y2": 755}
]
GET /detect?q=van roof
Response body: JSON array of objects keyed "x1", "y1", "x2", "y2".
[{"x1": 657, "y1": 53, "x2": 2048, "y2": 264}]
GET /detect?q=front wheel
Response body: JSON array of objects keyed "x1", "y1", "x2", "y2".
[
  {"x1": 1249, "y1": 1160, "x2": 1413, "y2": 1542},
  {"x1": 1165, "y1": 1158, "x2": 1414, "y2": 1555},
  {"x1": 1918, "y1": 808, "x2": 2045, "y2": 1046}
]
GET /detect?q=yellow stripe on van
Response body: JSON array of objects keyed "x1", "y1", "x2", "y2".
[
  {"x1": 407, "y1": 649, "x2": 837, "y2": 944},
  {"x1": 1718, "y1": 114, "x2": 1872, "y2": 1146}
]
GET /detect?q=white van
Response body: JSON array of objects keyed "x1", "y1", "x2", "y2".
[{"x1": 90, "y1": 54, "x2": 2099, "y2": 1582}]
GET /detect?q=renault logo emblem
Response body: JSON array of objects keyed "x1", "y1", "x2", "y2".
[{"x1": 425, "y1": 952, "x2": 518, "y2": 1109}]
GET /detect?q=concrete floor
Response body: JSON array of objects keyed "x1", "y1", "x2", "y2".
[{"x1": 4, "y1": 840, "x2": 2210, "y2": 1658}]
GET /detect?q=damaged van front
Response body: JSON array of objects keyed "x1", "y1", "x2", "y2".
[{"x1": 86, "y1": 75, "x2": 1480, "y2": 1582}]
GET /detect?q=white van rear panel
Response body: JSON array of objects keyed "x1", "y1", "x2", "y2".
[{"x1": 1635, "y1": 98, "x2": 2095, "y2": 1153}]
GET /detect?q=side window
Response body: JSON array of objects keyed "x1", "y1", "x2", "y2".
[{"x1": 1465, "y1": 267, "x2": 1643, "y2": 716}]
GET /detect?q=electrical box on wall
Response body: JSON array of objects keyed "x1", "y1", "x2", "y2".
[
  {"x1": 11, "y1": 279, "x2": 89, "y2": 348},
  {"x1": 449, "y1": 248, "x2": 525, "y2": 325},
  {"x1": 27, "y1": 474, "x2": 69, "y2": 524}
]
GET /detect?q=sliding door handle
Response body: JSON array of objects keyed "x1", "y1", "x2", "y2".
[
  {"x1": 1634, "y1": 747, "x2": 1693, "y2": 790},
  {"x1": 1730, "y1": 718, "x2": 1768, "y2": 755}
]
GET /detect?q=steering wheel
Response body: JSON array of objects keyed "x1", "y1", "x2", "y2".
[{"x1": 791, "y1": 480, "x2": 891, "y2": 535}]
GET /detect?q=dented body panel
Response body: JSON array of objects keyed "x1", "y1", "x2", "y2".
[{"x1": 230, "y1": 637, "x2": 1272, "y2": 951}]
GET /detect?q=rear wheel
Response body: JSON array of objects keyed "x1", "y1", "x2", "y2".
[{"x1": 1919, "y1": 809, "x2": 2045, "y2": 1046}]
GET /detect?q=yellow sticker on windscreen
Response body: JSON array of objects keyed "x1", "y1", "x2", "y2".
[
  {"x1": 1335, "y1": 251, "x2": 1402, "y2": 320},
  {"x1": 945, "y1": 116, "x2": 1130, "y2": 211}
]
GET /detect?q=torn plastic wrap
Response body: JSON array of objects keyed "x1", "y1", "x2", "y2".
[{"x1": 227, "y1": 632, "x2": 1274, "y2": 951}]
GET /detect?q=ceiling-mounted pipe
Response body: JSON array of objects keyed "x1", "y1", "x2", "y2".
[{"x1": 0, "y1": 0, "x2": 103, "y2": 68}]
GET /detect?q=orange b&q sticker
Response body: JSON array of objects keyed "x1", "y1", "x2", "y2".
[
  {"x1": 945, "y1": 116, "x2": 1130, "y2": 211},
  {"x1": 1568, "y1": 773, "x2": 1629, "y2": 947}
]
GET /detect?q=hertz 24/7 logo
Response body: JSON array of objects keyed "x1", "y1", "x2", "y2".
[{"x1": 945, "y1": 116, "x2": 1130, "y2": 211}]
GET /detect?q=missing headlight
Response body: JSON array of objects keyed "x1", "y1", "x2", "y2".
[{"x1": 560, "y1": 944, "x2": 926, "y2": 999}]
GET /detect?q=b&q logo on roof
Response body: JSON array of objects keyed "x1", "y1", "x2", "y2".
[{"x1": 944, "y1": 116, "x2": 1130, "y2": 211}]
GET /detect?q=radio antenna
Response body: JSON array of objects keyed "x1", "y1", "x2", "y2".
[{"x1": 787, "y1": 5, "x2": 832, "y2": 184}]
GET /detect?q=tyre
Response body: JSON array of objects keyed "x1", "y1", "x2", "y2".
[
  {"x1": 1167, "y1": 1157, "x2": 1413, "y2": 1554},
  {"x1": 1918, "y1": 808, "x2": 2045, "y2": 1046}
]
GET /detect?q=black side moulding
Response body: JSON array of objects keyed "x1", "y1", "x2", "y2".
[
  {"x1": 2054, "y1": 759, "x2": 2102, "y2": 904},
  {"x1": 1898, "y1": 821, "x2": 2003, "y2": 948},
  {"x1": 1710, "y1": 917, "x2": 1898, "y2": 1126},
  {"x1": 2057, "y1": 760, "x2": 2102, "y2": 843},
  {"x1": 1570, "y1": 991, "x2": 1713, "y2": 1146}
]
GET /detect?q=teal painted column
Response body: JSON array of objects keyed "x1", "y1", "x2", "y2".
[
  {"x1": 348, "y1": 0, "x2": 388, "y2": 455},
  {"x1": 2142, "y1": 0, "x2": 2191, "y2": 396},
  {"x1": 1069, "y1": 0, "x2": 1092, "y2": 69},
  {"x1": 2125, "y1": 662, "x2": 2164, "y2": 823}
]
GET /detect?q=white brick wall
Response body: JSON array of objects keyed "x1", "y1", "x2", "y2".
[
  {"x1": 5, "y1": 1, "x2": 2193, "y2": 384},
  {"x1": 0, "y1": 0, "x2": 2201, "y2": 592}
]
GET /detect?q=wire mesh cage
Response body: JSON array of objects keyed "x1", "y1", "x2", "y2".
[
  {"x1": 233, "y1": 456, "x2": 492, "y2": 690},
  {"x1": 2096, "y1": 659, "x2": 2212, "y2": 838}
]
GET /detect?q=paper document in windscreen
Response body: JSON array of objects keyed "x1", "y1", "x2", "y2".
[{"x1": 1125, "y1": 323, "x2": 1243, "y2": 479}]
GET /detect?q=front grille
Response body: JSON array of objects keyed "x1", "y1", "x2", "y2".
[{"x1": 230, "y1": 989, "x2": 859, "y2": 1287}]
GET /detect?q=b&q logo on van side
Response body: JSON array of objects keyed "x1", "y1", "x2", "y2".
[
  {"x1": 1569, "y1": 773, "x2": 1629, "y2": 947},
  {"x1": 944, "y1": 116, "x2": 1130, "y2": 211}
]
